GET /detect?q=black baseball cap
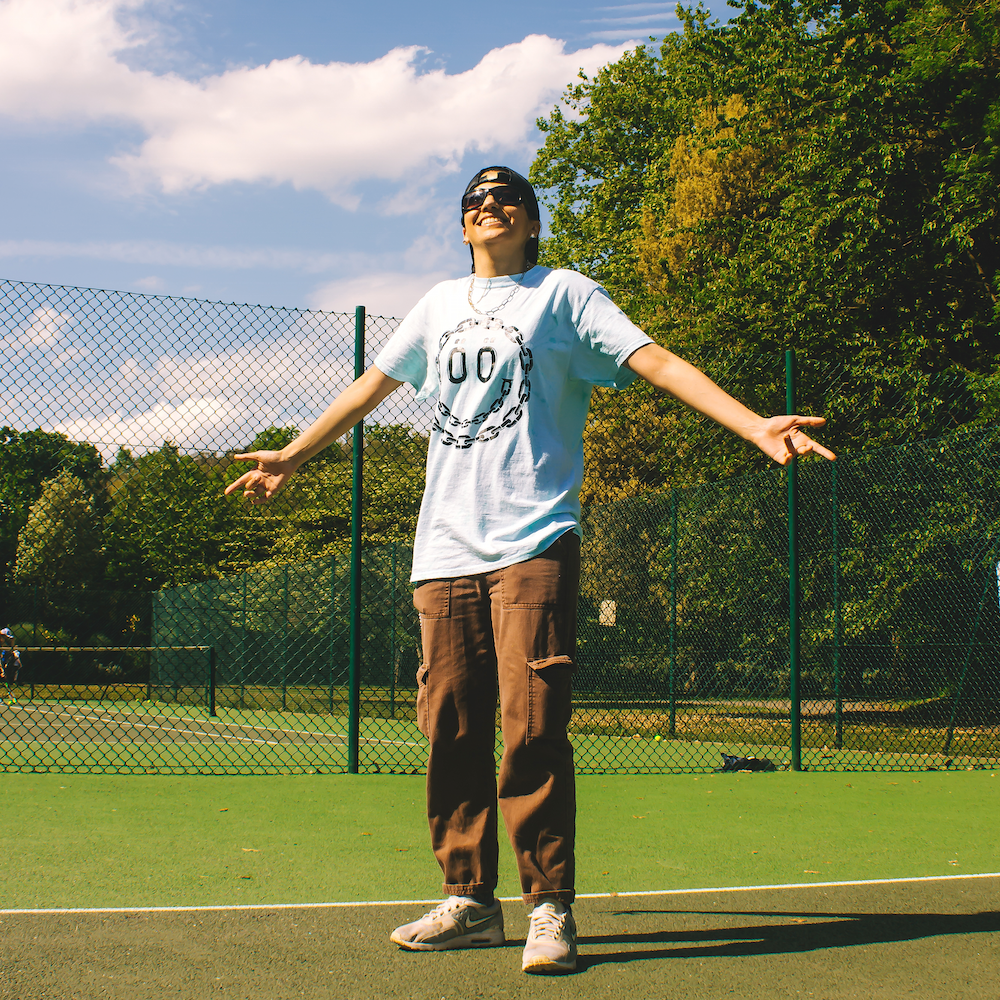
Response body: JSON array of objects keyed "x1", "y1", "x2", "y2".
[{"x1": 461, "y1": 166, "x2": 540, "y2": 222}]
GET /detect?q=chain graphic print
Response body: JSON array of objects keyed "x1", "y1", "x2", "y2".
[{"x1": 432, "y1": 316, "x2": 532, "y2": 448}]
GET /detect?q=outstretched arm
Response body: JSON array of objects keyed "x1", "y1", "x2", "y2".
[
  {"x1": 625, "y1": 344, "x2": 835, "y2": 465},
  {"x1": 224, "y1": 365, "x2": 404, "y2": 502}
]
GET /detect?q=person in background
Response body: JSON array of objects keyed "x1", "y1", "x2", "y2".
[{"x1": 0, "y1": 627, "x2": 22, "y2": 686}]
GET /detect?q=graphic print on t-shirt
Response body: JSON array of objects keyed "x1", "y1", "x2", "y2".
[{"x1": 432, "y1": 316, "x2": 533, "y2": 448}]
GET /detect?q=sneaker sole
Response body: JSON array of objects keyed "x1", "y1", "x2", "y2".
[
  {"x1": 522, "y1": 955, "x2": 577, "y2": 974},
  {"x1": 391, "y1": 927, "x2": 506, "y2": 951}
]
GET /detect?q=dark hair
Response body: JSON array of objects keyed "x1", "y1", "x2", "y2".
[{"x1": 462, "y1": 165, "x2": 540, "y2": 273}]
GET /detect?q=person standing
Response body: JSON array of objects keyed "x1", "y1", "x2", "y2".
[
  {"x1": 0, "y1": 627, "x2": 21, "y2": 686},
  {"x1": 226, "y1": 165, "x2": 834, "y2": 974}
]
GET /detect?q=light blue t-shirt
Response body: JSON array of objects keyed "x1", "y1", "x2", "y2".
[{"x1": 373, "y1": 266, "x2": 653, "y2": 582}]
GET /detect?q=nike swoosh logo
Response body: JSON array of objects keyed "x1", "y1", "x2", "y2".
[{"x1": 464, "y1": 912, "x2": 497, "y2": 930}]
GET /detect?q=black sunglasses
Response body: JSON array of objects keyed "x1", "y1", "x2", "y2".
[{"x1": 461, "y1": 185, "x2": 525, "y2": 213}]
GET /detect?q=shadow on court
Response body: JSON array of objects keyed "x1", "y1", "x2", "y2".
[
  {"x1": 1, "y1": 879, "x2": 997, "y2": 999},
  {"x1": 577, "y1": 908, "x2": 1000, "y2": 967}
]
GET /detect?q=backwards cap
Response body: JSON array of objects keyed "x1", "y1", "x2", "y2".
[{"x1": 461, "y1": 166, "x2": 540, "y2": 222}]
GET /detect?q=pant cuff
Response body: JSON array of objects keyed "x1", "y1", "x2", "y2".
[
  {"x1": 443, "y1": 881, "x2": 494, "y2": 898},
  {"x1": 524, "y1": 889, "x2": 575, "y2": 907}
]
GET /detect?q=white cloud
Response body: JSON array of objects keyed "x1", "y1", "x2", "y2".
[
  {"x1": 0, "y1": 307, "x2": 73, "y2": 359},
  {"x1": 594, "y1": 2, "x2": 676, "y2": 10},
  {"x1": 39, "y1": 323, "x2": 362, "y2": 459},
  {"x1": 0, "y1": 238, "x2": 347, "y2": 272},
  {"x1": 53, "y1": 397, "x2": 270, "y2": 462},
  {"x1": 0, "y1": 0, "x2": 629, "y2": 205},
  {"x1": 584, "y1": 30, "x2": 667, "y2": 41},
  {"x1": 23, "y1": 306, "x2": 72, "y2": 347},
  {"x1": 309, "y1": 271, "x2": 453, "y2": 320}
]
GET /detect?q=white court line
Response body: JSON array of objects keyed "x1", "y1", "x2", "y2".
[
  {"x1": 13, "y1": 705, "x2": 424, "y2": 750},
  {"x1": 11, "y1": 705, "x2": 425, "y2": 749},
  {"x1": 2, "y1": 873, "x2": 997, "y2": 916}
]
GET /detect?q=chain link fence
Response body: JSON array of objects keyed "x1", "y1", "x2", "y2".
[{"x1": 1, "y1": 277, "x2": 998, "y2": 773}]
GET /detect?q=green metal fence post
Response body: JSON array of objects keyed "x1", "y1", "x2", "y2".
[
  {"x1": 240, "y1": 571, "x2": 247, "y2": 710},
  {"x1": 148, "y1": 595, "x2": 155, "y2": 702},
  {"x1": 348, "y1": 305, "x2": 365, "y2": 774},
  {"x1": 208, "y1": 646, "x2": 217, "y2": 717},
  {"x1": 31, "y1": 585, "x2": 37, "y2": 700},
  {"x1": 786, "y1": 349, "x2": 802, "y2": 771},
  {"x1": 669, "y1": 487, "x2": 678, "y2": 738},
  {"x1": 329, "y1": 554, "x2": 336, "y2": 714},
  {"x1": 832, "y1": 460, "x2": 843, "y2": 749},
  {"x1": 281, "y1": 565, "x2": 289, "y2": 711},
  {"x1": 390, "y1": 541, "x2": 397, "y2": 720}
]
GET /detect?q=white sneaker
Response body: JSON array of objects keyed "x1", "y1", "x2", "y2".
[
  {"x1": 522, "y1": 900, "x2": 577, "y2": 973},
  {"x1": 390, "y1": 896, "x2": 505, "y2": 951}
]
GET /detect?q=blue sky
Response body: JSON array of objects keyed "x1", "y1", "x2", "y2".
[{"x1": 0, "y1": 0, "x2": 734, "y2": 319}]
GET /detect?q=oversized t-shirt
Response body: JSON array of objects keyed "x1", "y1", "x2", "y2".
[{"x1": 373, "y1": 265, "x2": 653, "y2": 582}]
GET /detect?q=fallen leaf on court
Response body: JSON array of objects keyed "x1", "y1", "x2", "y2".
[
  {"x1": 804, "y1": 870, "x2": 820, "y2": 874},
  {"x1": 632, "y1": 815, "x2": 646, "y2": 819},
  {"x1": 361, "y1": 831, "x2": 372, "y2": 836},
  {"x1": 219, "y1": 808, "x2": 228, "y2": 812},
  {"x1": 395, "y1": 848, "x2": 408, "y2": 852},
  {"x1": 602, "y1": 871, "x2": 609, "y2": 875},
  {"x1": 241, "y1": 848, "x2": 259, "y2": 852}
]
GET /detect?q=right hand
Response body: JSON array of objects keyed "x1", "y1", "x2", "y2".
[{"x1": 224, "y1": 451, "x2": 300, "y2": 503}]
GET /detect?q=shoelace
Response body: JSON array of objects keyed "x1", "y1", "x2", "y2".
[
  {"x1": 529, "y1": 905, "x2": 566, "y2": 940},
  {"x1": 425, "y1": 896, "x2": 480, "y2": 921}
]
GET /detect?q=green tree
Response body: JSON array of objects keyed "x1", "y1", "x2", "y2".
[
  {"x1": 104, "y1": 442, "x2": 235, "y2": 589},
  {"x1": 0, "y1": 428, "x2": 103, "y2": 585},
  {"x1": 13, "y1": 470, "x2": 104, "y2": 589},
  {"x1": 261, "y1": 423, "x2": 427, "y2": 565},
  {"x1": 533, "y1": 0, "x2": 1000, "y2": 496}
]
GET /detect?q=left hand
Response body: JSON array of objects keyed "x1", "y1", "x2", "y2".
[{"x1": 751, "y1": 415, "x2": 836, "y2": 465}]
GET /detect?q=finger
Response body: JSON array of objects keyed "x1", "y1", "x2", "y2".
[
  {"x1": 802, "y1": 438, "x2": 837, "y2": 461},
  {"x1": 233, "y1": 453, "x2": 261, "y2": 463},
  {"x1": 788, "y1": 415, "x2": 827, "y2": 429},
  {"x1": 224, "y1": 472, "x2": 254, "y2": 495}
]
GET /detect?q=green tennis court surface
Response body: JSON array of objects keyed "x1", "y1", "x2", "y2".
[
  {"x1": 1, "y1": 771, "x2": 997, "y2": 998},
  {"x1": 3, "y1": 880, "x2": 998, "y2": 1000},
  {"x1": 4, "y1": 696, "x2": 994, "y2": 775},
  {"x1": 1, "y1": 770, "x2": 998, "y2": 908}
]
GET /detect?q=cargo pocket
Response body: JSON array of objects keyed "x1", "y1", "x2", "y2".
[
  {"x1": 526, "y1": 654, "x2": 574, "y2": 742},
  {"x1": 413, "y1": 579, "x2": 451, "y2": 619},
  {"x1": 415, "y1": 662, "x2": 430, "y2": 738}
]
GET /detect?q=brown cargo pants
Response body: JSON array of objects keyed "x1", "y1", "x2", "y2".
[{"x1": 412, "y1": 530, "x2": 580, "y2": 907}]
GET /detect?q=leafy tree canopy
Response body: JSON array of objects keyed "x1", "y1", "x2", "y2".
[
  {"x1": 0, "y1": 427, "x2": 104, "y2": 585},
  {"x1": 533, "y1": 0, "x2": 1000, "y2": 496},
  {"x1": 535, "y1": 0, "x2": 999, "y2": 365},
  {"x1": 14, "y1": 471, "x2": 104, "y2": 589},
  {"x1": 104, "y1": 442, "x2": 236, "y2": 590}
]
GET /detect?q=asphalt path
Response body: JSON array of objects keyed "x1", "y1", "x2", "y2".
[{"x1": 1, "y1": 878, "x2": 997, "y2": 999}]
